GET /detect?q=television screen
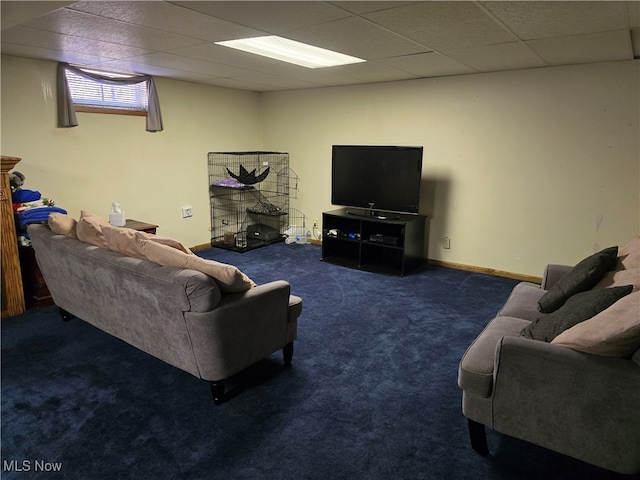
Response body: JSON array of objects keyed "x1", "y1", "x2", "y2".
[{"x1": 331, "y1": 145, "x2": 423, "y2": 214}]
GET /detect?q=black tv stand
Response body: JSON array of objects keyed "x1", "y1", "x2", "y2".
[
  {"x1": 346, "y1": 209, "x2": 401, "y2": 220},
  {"x1": 322, "y1": 208, "x2": 427, "y2": 276}
]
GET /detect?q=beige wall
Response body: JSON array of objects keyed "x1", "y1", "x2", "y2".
[
  {"x1": 1, "y1": 55, "x2": 263, "y2": 247},
  {"x1": 2, "y1": 55, "x2": 639, "y2": 277},
  {"x1": 262, "y1": 61, "x2": 640, "y2": 276}
]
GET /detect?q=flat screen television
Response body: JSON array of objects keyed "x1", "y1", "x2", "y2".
[{"x1": 331, "y1": 145, "x2": 423, "y2": 216}]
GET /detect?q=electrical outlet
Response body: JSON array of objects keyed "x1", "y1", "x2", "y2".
[
  {"x1": 181, "y1": 205, "x2": 193, "y2": 218},
  {"x1": 442, "y1": 237, "x2": 451, "y2": 249}
]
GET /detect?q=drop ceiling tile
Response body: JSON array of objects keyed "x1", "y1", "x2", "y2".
[
  {"x1": 123, "y1": 52, "x2": 254, "y2": 78},
  {"x1": 173, "y1": 1, "x2": 350, "y2": 35},
  {"x1": 265, "y1": 64, "x2": 375, "y2": 87},
  {"x1": 96, "y1": 60, "x2": 229, "y2": 84},
  {"x1": 172, "y1": 43, "x2": 312, "y2": 73},
  {"x1": 2, "y1": 0, "x2": 638, "y2": 93},
  {"x1": 286, "y1": 16, "x2": 428, "y2": 60},
  {"x1": 0, "y1": 1, "x2": 75, "y2": 30},
  {"x1": 0, "y1": 42, "x2": 114, "y2": 66},
  {"x1": 332, "y1": 2, "x2": 421, "y2": 15},
  {"x1": 323, "y1": 61, "x2": 419, "y2": 83},
  {"x1": 527, "y1": 30, "x2": 633, "y2": 66},
  {"x1": 443, "y1": 42, "x2": 547, "y2": 72},
  {"x1": 377, "y1": 51, "x2": 476, "y2": 77},
  {"x1": 223, "y1": 71, "x2": 323, "y2": 90},
  {"x1": 482, "y1": 1, "x2": 630, "y2": 40},
  {"x1": 198, "y1": 76, "x2": 284, "y2": 92},
  {"x1": 22, "y1": 8, "x2": 203, "y2": 51},
  {"x1": 67, "y1": 1, "x2": 265, "y2": 42},
  {"x1": 364, "y1": 1, "x2": 517, "y2": 51},
  {"x1": 1, "y1": 25, "x2": 151, "y2": 60}
]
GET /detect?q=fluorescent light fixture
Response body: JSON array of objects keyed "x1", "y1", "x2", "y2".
[{"x1": 216, "y1": 35, "x2": 366, "y2": 69}]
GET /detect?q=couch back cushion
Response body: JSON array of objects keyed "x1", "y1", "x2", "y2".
[
  {"x1": 594, "y1": 268, "x2": 640, "y2": 291},
  {"x1": 138, "y1": 237, "x2": 256, "y2": 293},
  {"x1": 102, "y1": 224, "x2": 193, "y2": 259},
  {"x1": 551, "y1": 291, "x2": 640, "y2": 357},
  {"x1": 76, "y1": 211, "x2": 109, "y2": 248},
  {"x1": 617, "y1": 236, "x2": 640, "y2": 270},
  {"x1": 102, "y1": 224, "x2": 146, "y2": 259},
  {"x1": 48, "y1": 212, "x2": 78, "y2": 239}
]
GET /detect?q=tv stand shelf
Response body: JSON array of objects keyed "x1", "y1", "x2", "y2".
[{"x1": 322, "y1": 208, "x2": 426, "y2": 276}]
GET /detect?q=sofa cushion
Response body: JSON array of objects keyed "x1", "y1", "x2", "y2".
[
  {"x1": 147, "y1": 235, "x2": 192, "y2": 254},
  {"x1": 522, "y1": 285, "x2": 633, "y2": 342},
  {"x1": 138, "y1": 237, "x2": 256, "y2": 293},
  {"x1": 76, "y1": 211, "x2": 109, "y2": 248},
  {"x1": 102, "y1": 225, "x2": 147, "y2": 259},
  {"x1": 458, "y1": 316, "x2": 530, "y2": 398},
  {"x1": 496, "y1": 282, "x2": 547, "y2": 322},
  {"x1": 48, "y1": 212, "x2": 78, "y2": 239},
  {"x1": 594, "y1": 268, "x2": 640, "y2": 291},
  {"x1": 617, "y1": 236, "x2": 640, "y2": 270},
  {"x1": 551, "y1": 291, "x2": 640, "y2": 357},
  {"x1": 103, "y1": 225, "x2": 192, "y2": 259},
  {"x1": 537, "y1": 246, "x2": 618, "y2": 313}
]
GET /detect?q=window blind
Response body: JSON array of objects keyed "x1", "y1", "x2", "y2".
[
  {"x1": 57, "y1": 62, "x2": 163, "y2": 132},
  {"x1": 64, "y1": 69, "x2": 148, "y2": 111}
]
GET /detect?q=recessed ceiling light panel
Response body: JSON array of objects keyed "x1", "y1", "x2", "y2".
[{"x1": 216, "y1": 35, "x2": 366, "y2": 69}]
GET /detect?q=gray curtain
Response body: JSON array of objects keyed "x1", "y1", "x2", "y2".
[{"x1": 57, "y1": 62, "x2": 163, "y2": 132}]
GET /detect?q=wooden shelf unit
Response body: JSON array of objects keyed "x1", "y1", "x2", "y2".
[{"x1": 1, "y1": 155, "x2": 25, "y2": 318}]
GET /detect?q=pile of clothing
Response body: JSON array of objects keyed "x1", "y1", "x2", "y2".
[{"x1": 13, "y1": 189, "x2": 67, "y2": 246}]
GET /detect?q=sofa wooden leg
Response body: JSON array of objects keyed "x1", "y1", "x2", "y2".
[
  {"x1": 283, "y1": 342, "x2": 294, "y2": 366},
  {"x1": 58, "y1": 308, "x2": 75, "y2": 322},
  {"x1": 210, "y1": 381, "x2": 225, "y2": 406},
  {"x1": 468, "y1": 419, "x2": 490, "y2": 456}
]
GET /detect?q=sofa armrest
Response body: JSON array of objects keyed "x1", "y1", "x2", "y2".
[
  {"x1": 184, "y1": 280, "x2": 294, "y2": 380},
  {"x1": 541, "y1": 264, "x2": 572, "y2": 290},
  {"x1": 491, "y1": 336, "x2": 640, "y2": 473}
]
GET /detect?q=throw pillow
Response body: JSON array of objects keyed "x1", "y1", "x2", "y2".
[
  {"x1": 537, "y1": 246, "x2": 618, "y2": 313},
  {"x1": 551, "y1": 291, "x2": 640, "y2": 357},
  {"x1": 146, "y1": 235, "x2": 192, "y2": 254},
  {"x1": 48, "y1": 212, "x2": 78, "y2": 239},
  {"x1": 522, "y1": 285, "x2": 633, "y2": 342},
  {"x1": 102, "y1": 225, "x2": 146, "y2": 259},
  {"x1": 138, "y1": 237, "x2": 255, "y2": 292},
  {"x1": 76, "y1": 211, "x2": 109, "y2": 248},
  {"x1": 616, "y1": 236, "x2": 640, "y2": 270},
  {"x1": 103, "y1": 225, "x2": 193, "y2": 258}
]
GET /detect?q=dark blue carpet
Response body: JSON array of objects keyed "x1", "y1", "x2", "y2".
[{"x1": 0, "y1": 243, "x2": 625, "y2": 479}]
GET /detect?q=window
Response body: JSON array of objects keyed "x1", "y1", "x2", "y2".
[
  {"x1": 57, "y1": 62, "x2": 163, "y2": 132},
  {"x1": 64, "y1": 67, "x2": 148, "y2": 116}
]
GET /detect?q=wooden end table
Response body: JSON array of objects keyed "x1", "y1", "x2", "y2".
[{"x1": 125, "y1": 219, "x2": 158, "y2": 235}]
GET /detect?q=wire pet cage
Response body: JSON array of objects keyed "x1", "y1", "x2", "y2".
[{"x1": 208, "y1": 151, "x2": 299, "y2": 252}]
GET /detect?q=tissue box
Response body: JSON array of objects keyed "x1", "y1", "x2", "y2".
[{"x1": 109, "y1": 212, "x2": 126, "y2": 227}]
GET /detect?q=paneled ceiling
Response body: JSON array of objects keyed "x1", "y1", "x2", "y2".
[{"x1": 2, "y1": 1, "x2": 639, "y2": 92}]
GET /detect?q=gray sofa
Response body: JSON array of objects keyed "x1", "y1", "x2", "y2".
[
  {"x1": 28, "y1": 223, "x2": 302, "y2": 405},
  {"x1": 458, "y1": 257, "x2": 640, "y2": 475}
]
